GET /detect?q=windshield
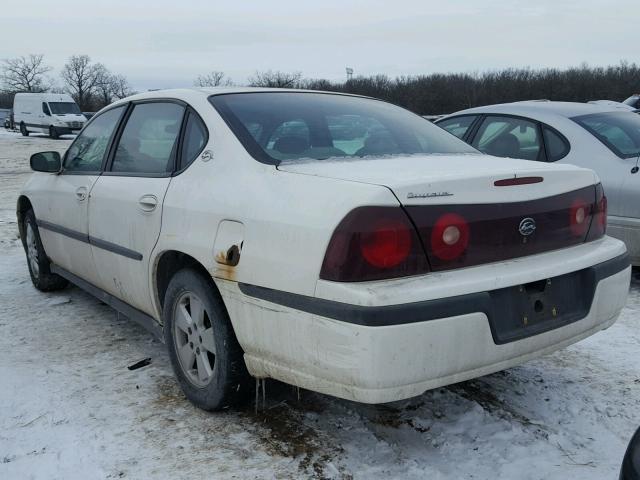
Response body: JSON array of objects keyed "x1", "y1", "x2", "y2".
[
  {"x1": 49, "y1": 102, "x2": 82, "y2": 115},
  {"x1": 209, "y1": 92, "x2": 477, "y2": 164},
  {"x1": 573, "y1": 111, "x2": 640, "y2": 158}
]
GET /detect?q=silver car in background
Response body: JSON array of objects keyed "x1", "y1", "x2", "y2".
[{"x1": 437, "y1": 101, "x2": 640, "y2": 264}]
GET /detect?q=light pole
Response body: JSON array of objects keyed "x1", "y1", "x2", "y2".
[{"x1": 346, "y1": 67, "x2": 353, "y2": 81}]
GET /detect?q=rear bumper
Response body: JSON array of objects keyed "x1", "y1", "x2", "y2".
[
  {"x1": 608, "y1": 215, "x2": 640, "y2": 266},
  {"x1": 218, "y1": 236, "x2": 630, "y2": 403}
]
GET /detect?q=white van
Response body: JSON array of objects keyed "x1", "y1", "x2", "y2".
[{"x1": 14, "y1": 93, "x2": 87, "y2": 139}]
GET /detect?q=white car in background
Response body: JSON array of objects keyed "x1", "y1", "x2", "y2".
[
  {"x1": 623, "y1": 94, "x2": 640, "y2": 110},
  {"x1": 437, "y1": 101, "x2": 640, "y2": 265},
  {"x1": 18, "y1": 88, "x2": 630, "y2": 410},
  {"x1": 14, "y1": 92, "x2": 87, "y2": 139}
]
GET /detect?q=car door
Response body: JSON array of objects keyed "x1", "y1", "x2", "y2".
[
  {"x1": 87, "y1": 100, "x2": 186, "y2": 315},
  {"x1": 33, "y1": 105, "x2": 126, "y2": 286}
]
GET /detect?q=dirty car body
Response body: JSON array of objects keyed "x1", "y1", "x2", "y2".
[{"x1": 18, "y1": 88, "x2": 630, "y2": 406}]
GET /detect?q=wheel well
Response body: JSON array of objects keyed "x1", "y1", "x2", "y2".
[
  {"x1": 16, "y1": 195, "x2": 33, "y2": 247},
  {"x1": 155, "y1": 251, "x2": 214, "y2": 310}
]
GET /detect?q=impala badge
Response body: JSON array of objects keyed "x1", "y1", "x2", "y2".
[
  {"x1": 519, "y1": 217, "x2": 536, "y2": 236},
  {"x1": 407, "y1": 191, "x2": 453, "y2": 199}
]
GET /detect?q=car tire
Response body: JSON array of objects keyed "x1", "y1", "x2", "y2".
[
  {"x1": 20, "y1": 122, "x2": 29, "y2": 137},
  {"x1": 22, "y1": 210, "x2": 69, "y2": 291},
  {"x1": 163, "y1": 268, "x2": 251, "y2": 411},
  {"x1": 49, "y1": 126, "x2": 59, "y2": 139}
]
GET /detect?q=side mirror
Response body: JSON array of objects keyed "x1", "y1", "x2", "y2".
[
  {"x1": 620, "y1": 427, "x2": 640, "y2": 480},
  {"x1": 30, "y1": 151, "x2": 61, "y2": 173}
]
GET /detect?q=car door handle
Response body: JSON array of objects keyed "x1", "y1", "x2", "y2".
[
  {"x1": 138, "y1": 194, "x2": 158, "y2": 212},
  {"x1": 75, "y1": 186, "x2": 88, "y2": 201}
]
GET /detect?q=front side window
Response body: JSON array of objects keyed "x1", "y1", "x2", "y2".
[
  {"x1": 573, "y1": 111, "x2": 640, "y2": 158},
  {"x1": 437, "y1": 115, "x2": 477, "y2": 139},
  {"x1": 111, "y1": 102, "x2": 185, "y2": 174},
  {"x1": 64, "y1": 105, "x2": 125, "y2": 172},
  {"x1": 49, "y1": 102, "x2": 81, "y2": 115},
  {"x1": 209, "y1": 92, "x2": 477, "y2": 164},
  {"x1": 472, "y1": 116, "x2": 543, "y2": 161},
  {"x1": 42, "y1": 102, "x2": 51, "y2": 116}
]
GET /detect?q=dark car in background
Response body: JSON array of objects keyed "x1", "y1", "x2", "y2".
[
  {"x1": 621, "y1": 427, "x2": 640, "y2": 479},
  {"x1": 0, "y1": 108, "x2": 12, "y2": 129}
]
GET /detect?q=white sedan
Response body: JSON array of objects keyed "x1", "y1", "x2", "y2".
[
  {"x1": 437, "y1": 101, "x2": 640, "y2": 265},
  {"x1": 18, "y1": 88, "x2": 630, "y2": 410}
]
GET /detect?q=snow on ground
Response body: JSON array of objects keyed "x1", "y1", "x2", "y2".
[{"x1": 0, "y1": 132, "x2": 639, "y2": 479}]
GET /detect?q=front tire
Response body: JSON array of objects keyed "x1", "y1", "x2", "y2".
[
  {"x1": 49, "y1": 126, "x2": 59, "y2": 139},
  {"x1": 163, "y1": 268, "x2": 251, "y2": 411},
  {"x1": 20, "y1": 122, "x2": 29, "y2": 136},
  {"x1": 22, "y1": 210, "x2": 68, "y2": 291}
]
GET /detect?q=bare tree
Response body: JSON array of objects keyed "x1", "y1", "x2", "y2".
[
  {"x1": 60, "y1": 55, "x2": 107, "y2": 110},
  {"x1": 1, "y1": 54, "x2": 52, "y2": 92},
  {"x1": 95, "y1": 72, "x2": 134, "y2": 107},
  {"x1": 109, "y1": 74, "x2": 135, "y2": 99},
  {"x1": 194, "y1": 71, "x2": 232, "y2": 87},
  {"x1": 248, "y1": 70, "x2": 302, "y2": 88}
]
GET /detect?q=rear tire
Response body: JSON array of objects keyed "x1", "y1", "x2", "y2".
[
  {"x1": 163, "y1": 268, "x2": 251, "y2": 411},
  {"x1": 49, "y1": 126, "x2": 59, "y2": 139},
  {"x1": 22, "y1": 210, "x2": 68, "y2": 291},
  {"x1": 20, "y1": 122, "x2": 29, "y2": 137}
]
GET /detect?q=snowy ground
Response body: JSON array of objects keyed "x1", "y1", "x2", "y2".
[{"x1": 0, "y1": 129, "x2": 639, "y2": 479}]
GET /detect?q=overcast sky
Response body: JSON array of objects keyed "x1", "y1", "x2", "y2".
[{"x1": 1, "y1": 0, "x2": 636, "y2": 91}]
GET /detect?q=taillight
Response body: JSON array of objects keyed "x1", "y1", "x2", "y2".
[
  {"x1": 430, "y1": 213, "x2": 470, "y2": 261},
  {"x1": 569, "y1": 198, "x2": 591, "y2": 237},
  {"x1": 586, "y1": 183, "x2": 607, "y2": 240},
  {"x1": 320, "y1": 207, "x2": 429, "y2": 282}
]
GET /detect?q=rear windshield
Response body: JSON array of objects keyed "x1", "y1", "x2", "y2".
[
  {"x1": 209, "y1": 92, "x2": 477, "y2": 164},
  {"x1": 573, "y1": 111, "x2": 640, "y2": 158},
  {"x1": 49, "y1": 102, "x2": 82, "y2": 115}
]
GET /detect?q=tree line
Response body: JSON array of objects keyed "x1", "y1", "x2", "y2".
[
  {"x1": 0, "y1": 54, "x2": 134, "y2": 111},
  {"x1": 3, "y1": 55, "x2": 639, "y2": 115},
  {"x1": 198, "y1": 63, "x2": 640, "y2": 114},
  {"x1": 240, "y1": 62, "x2": 640, "y2": 114}
]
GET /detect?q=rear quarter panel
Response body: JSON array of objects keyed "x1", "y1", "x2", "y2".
[{"x1": 151, "y1": 97, "x2": 399, "y2": 317}]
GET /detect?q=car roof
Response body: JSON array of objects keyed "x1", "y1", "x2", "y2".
[
  {"x1": 445, "y1": 100, "x2": 633, "y2": 120},
  {"x1": 113, "y1": 87, "x2": 367, "y2": 105}
]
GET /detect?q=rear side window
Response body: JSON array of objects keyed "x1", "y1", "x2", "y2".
[
  {"x1": 64, "y1": 105, "x2": 125, "y2": 172},
  {"x1": 543, "y1": 127, "x2": 569, "y2": 161},
  {"x1": 437, "y1": 115, "x2": 477, "y2": 139},
  {"x1": 472, "y1": 116, "x2": 543, "y2": 161},
  {"x1": 179, "y1": 112, "x2": 208, "y2": 170},
  {"x1": 573, "y1": 111, "x2": 640, "y2": 158},
  {"x1": 112, "y1": 102, "x2": 185, "y2": 174}
]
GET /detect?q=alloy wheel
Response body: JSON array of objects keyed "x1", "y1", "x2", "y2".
[
  {"x1": 172, "y1": 292, "x2": 217, "y2": 387},
  {"x1": 26, "y1": 222, "x2": 39, "y2": 277}
]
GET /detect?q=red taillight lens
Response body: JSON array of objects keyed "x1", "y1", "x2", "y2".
[
  {"x1": 569, "y1": 198, "x2": 591, "y2": 237},
  {"x1": 320, "y1": 207, "x2": 429, "y2": 282},
  {"x1": 360, "y1": 218, "x2": 412, "y2": 268},
  {"x1": 587, "y1": 183, "x2": 607, "y2": 240},
  {"x1": 430, "y1": 213, "x2": 470, "y2": 261}
]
